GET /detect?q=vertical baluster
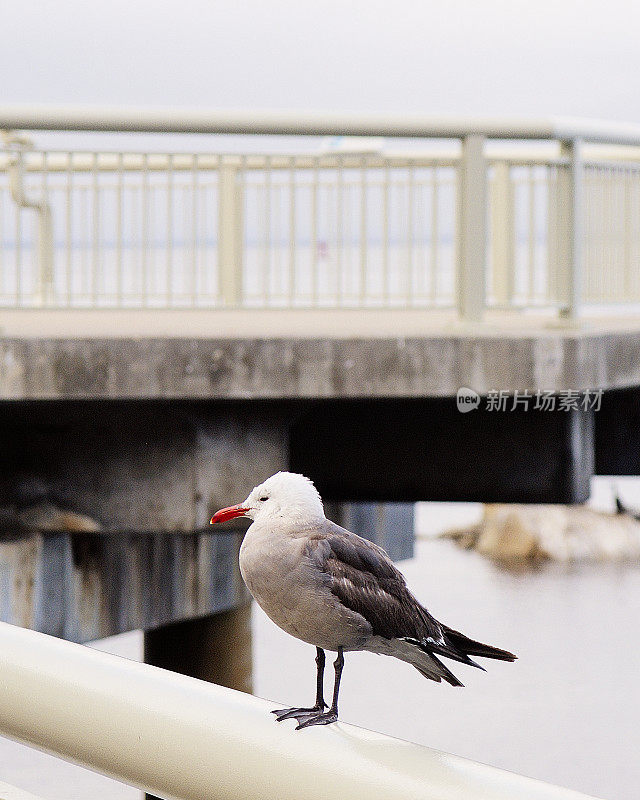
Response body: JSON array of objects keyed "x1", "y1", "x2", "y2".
[
  {"x1": 141, "y1": 153, "x2": 149, "y2": 306},
  {"x1": 626, "y1": 167, "x2": 638, "y2": 302},
  {"x1": 148, "y1": 160, "x2": 156, "y2": 305},
  {"x1": 191, "y1": 154, "x2": 198, "y2": 306},
  {"x1": 0, "y1": 182, "x2": 3, "y2": 301},
  {"x1": 591, "y1": 166, "x2": 598, "y2": 303},
  {"x1": 116, "y1": 153, "x2": 124, "y2": 307},
  {"x1": 359, "y1": 157, "x2": 367, "y2": 306},
  {"x1": 587, "y1": 165, "x2": 594, "y2": 303},
  {"x1": 288, "y1": 158, "x2": 296, "y2": 307},
  {"x1": 457, "y1": 135, "x2": 488, "y2": 321},
  {"x1": 546, "y1": 165, "x2": 556, "y2": 305},
  {"x1": 182, "y1": 183, "x2": 189, "y2": 304},
  {"x1": 599, "y1": 165, "x2": 605, "y2": 301},
  {"x1": 264, "y1": 156, "x2": 271, "y2": 306},
  {"x1": 406, "y1": 163, "x2": 415, "y2": 306},
  {"x1": 430, "y1": 166, "x2": 439, "y2": 304},
  {"x1": 604, "y1": 166, "x2": 610, "y2": 301},
  {"x1": 311, "y1": 158, "x2": 318, "y2": 307},
  {"x1": 382, "y1": 163, "x2": 390, "y2": 304},
  {"x1": 273, "y1": 174, "x2": 282, "y2": 302},
  {"x1": 15, "y1": 166, "x2": 22, "y2": 307},
  {"x1": 79, "y1": 184, "x2": 88, "y2": 302},
  {"x1": 415, "y1": 177, "x2": 424, "y2": 303},
  {"x1": 557, "y1": 139, "x2": 583, "y2": 320},
  {"x1": 238, "y1": 155, "x2": 246, "y2": 307},
  {"x1": 622, "y1": 168, "x2": 630, "y2": 300},
  {"x1": 596, "y1": 166, "x2": 602, "y2": 302},
  {"x1": 165, "y1": 154, "x2": 173, "y2": 306},
  {"x1": 218, "y1": 156, "x2": 243, "y2": 307},
  {"x1": 528, "y1": 166, "x2": 536, "y2": 304},
  {"x1": 582, "y1": 166, "x2": 589, "y2": 303},
  {"x1": 592, "y1": 166, "x2": 597, "y2": 303},
  {"x1": 92, "y1": 152, "x2": 99, "y2": 306},
  {"x1": 586, "y1": 165, "x2": 593, "y2": 304},
  {"x1": 619, "y1": 167, "x2": 625, "y2": 301},
  {"x1": 336, "y1": 156, "x2": 344, "y2": 305},
  {"x1": 609, "y1": 166, "x2": 615, "y2": 302},
  {"x1": 343, "y1": 172, "x2": 351, "y2": 304},
  {"x1": 40, "y1": 151, "x2": 51, "y2": 305},
  {"x1": 595, "y1": 166, "x2": 602, "y2": 302},
  {"x1": 491, "y1": 161, "x2": 515, "y2": 308},
  {"x1": 591, "y1": 166, "x2": 597, "y2": 302}
]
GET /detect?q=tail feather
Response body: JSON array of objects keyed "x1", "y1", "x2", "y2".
[
  {"x1": 414, "y1": 653, "x2": 464, "y2": 687},
  {"x1": 403, "y1": 635, "x2": 485, "y2": 671},
  {"x1": 442, "y1": 625, "x2": 517, "y2": 662},
  {"x1": 377, "y1": 637, "x2": 465, "y2": 686}
]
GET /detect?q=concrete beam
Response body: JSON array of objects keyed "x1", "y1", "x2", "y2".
[
  {"x1": 1, "y1": 330, "x2": 640, "y2": 400},
  {"x1": 291, "y1": 399, "x2": 595, "y2": 503}
]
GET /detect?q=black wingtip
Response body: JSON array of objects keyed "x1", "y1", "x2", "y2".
[{"x1": 442, "y1": 626, "x2": 517, "y2": 663}]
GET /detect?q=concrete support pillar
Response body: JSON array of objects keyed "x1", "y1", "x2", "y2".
[
  {"x1": 143, "y1": 604, "x2": 253, "y2": 692},
  {"x1": 324, "y1": 502, "x2": 414, "y2": 562}
]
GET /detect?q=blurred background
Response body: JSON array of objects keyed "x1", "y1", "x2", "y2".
[{"x1": 1, "y1": 3, "x2": 640, "y2": 800}]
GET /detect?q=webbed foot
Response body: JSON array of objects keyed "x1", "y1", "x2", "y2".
[
  {"x1": 271, "y1": 702, "x2": 327, "y2": 722},
  {"x1": 294, "y1": 709, "x2": 339, "y2": 729}
]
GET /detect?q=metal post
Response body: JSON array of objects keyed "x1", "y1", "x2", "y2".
[
  {"x1": 218, "y1": 162, "x2": 244, "y2": 306},
  {"x1": 143, "y1": 605, "x2": 253, "y2": 694},
  {"x1": 36, "y1": 203, "x2": 54, "y2": 304},
  {"x1": 456, "y1": 134, "x2": 487, "y2": 322},
  {"x1": 3, "y1": 136, "x2": 55, "y2": 305},
  {"x1": 490, "y1": 161, "x2": 515, "y2": 307},
  {"x1": 558, "y1": 139, "x2": 583, "y2": 319}
]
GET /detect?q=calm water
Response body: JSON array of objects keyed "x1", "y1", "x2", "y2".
[{"x1": 0, "y1": 480, "x2": 638, "y2": 800}]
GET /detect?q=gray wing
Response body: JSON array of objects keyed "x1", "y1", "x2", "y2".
[
  {"x1": 306, "y1": 521, "x2": 445, "y2": 643},
  {"x1": 306, "y1": 521, "x2": 487, "y2": 674}
]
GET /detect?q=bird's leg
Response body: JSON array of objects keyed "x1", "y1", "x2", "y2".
[
  {"x1": 271, "y1": 647, "x2": 328, "y2": 721},
  {"x1": 294, "y1": 647, "x2": 343, "y2": 729},
  {"x1": 314, "y1": 646, "x2": 328, "y2": 708}
]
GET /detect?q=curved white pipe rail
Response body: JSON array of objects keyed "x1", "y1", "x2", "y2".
[
  {"x1": 0, "y1": 622, "x2": 600, "y2": 800},
  {"x1": 1, "y1": 103, "x2": 640, "y2": 145},
  {"x1": 0, "y1": 780, "x2": 49, "y2": 800}
]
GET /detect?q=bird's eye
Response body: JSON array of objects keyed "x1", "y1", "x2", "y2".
[{"x1": 259, "y1": 496, "x2": 268, "y2": 502}]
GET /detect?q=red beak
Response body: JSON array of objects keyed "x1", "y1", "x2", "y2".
[{"x1": 210, "y1": 504, "x2": 249, "y2": 524}]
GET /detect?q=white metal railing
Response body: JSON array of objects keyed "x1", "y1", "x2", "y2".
[
  {"x1": 0, "y1": 621, "x2": 601, "y2": 800},
  {"x1": 0, "y1": 780, "x2": 49, "y2": 800},
  {"x1": 2, "y1": 107, "x2": 640, "y2": 320}
]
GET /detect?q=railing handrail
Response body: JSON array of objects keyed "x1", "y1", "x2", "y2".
[
  {"x1": 0, "y1": 621, "x2": 599, "y2": 800},
  {"x1": 3, "y1": 109, "x2": 640, "y2": 319},
  {"x1": 2, "y1": 103, "x2": 640, "y2": 145}
]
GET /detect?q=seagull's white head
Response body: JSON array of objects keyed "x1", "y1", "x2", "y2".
[{"x1": 210, "y1": 471, "x2": 325, "y2": 526}]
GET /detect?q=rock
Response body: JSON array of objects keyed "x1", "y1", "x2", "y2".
[{"x1": 441, "y1": 501, "x2": 640, "y2": 563}]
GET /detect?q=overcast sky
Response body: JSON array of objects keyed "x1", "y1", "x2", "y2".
[{"x1": 1, "y1": 0, "x2": 639, "y2": 122}]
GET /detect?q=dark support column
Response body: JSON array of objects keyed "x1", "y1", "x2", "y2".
[
  {"x1": 143, "y1": 605, "x2": 253, "y2": 800},
  {"x1": 143, "y1": 604, "x2": 253, "y2": 692},
  {"x1": 595, "y1": 387, "x2": 640, "y2": 475},
  {"x1": 324, "y1": 502, "x2": 415, "y2": 561}
]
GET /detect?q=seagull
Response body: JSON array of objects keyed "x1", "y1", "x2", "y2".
[{"x1": 211, "y1": 471, "x2": 516, "y2": 730}]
